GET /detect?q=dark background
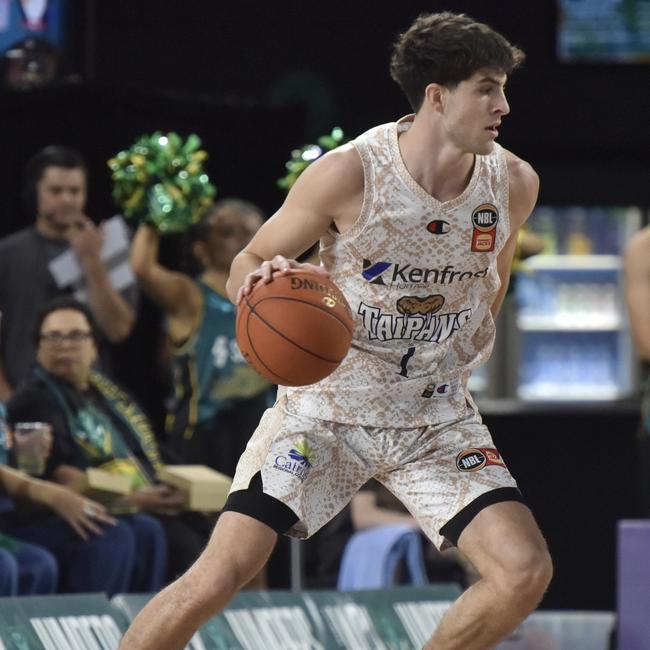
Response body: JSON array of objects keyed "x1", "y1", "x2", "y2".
[
  {"x1": 1, "y1": 0, "x2": 648, "y2": 612},
  {"x1": 1, "y1": 0, "x2": 649, "y2": 234}
]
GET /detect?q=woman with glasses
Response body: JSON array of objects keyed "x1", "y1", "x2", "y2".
[{"x1": 4, "y1": 296, "x2": 207, "y2": 587}]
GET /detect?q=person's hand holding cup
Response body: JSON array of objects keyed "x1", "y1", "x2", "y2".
[{"x1": 13, "y1": 422, "x2": 52, "y2": 476}]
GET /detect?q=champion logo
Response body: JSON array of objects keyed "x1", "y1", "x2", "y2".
[{"x1": 427, "y1": 220, "x2": 450, "y2": 235}]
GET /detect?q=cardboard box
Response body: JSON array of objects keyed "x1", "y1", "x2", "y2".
[
  {"x1": 157, "y1": 465, "x2": 232, "y2": 511},
  {"x1": 82, "y1": 468, "x2": 133, "y2": 510}
]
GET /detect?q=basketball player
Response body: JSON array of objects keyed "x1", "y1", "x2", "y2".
[{"x1": 120, "y1": 12, "x2": 552, "y2": 650}]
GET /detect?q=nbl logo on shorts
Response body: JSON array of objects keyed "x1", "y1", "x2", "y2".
[{"x1": 456, "y1": 448, "x2": 505, "y2": 472}]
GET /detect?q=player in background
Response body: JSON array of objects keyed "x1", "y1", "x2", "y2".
[
  {"x1": 624, "y1": 227, "x2": 650, "y2": 515},
  {"x1": 120, "y1": 12, "x2": 551, "y2": 650},
  {"x1": 130, "y1": 199, "x2": 271, "y2": 478}
]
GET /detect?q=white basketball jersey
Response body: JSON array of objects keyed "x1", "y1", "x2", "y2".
[{"x1": 285, "y1": 116, "x2": 511, "y2": 427}]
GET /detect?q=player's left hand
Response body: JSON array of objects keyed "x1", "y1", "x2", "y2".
[{"x1": 236, "y1": 256, "x2": 329, "y2": 304}]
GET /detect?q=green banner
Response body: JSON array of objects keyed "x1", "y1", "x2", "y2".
[
  {"x1": 0, "y1": 588, "x2": 615, "y2": 649},
  {"x1": 304, "y1": 587, "x2": 458, "y2": 650},
  {"x1": 0, "y1": 594, "x2": 128, "y2": 650},
  {"x1": 113, "y1": 585, "x2": 460, "y2": 650}
]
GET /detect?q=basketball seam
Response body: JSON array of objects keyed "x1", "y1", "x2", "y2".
[
  {"x1": 252, "y1": 295, "x2": 354, "y2": 337},
  {"x1": 243, "y1": 305, "x2": 296, "y2": 385},
  {"x1": 245, "y1": 297, "x2": 346, "y2": 364}
]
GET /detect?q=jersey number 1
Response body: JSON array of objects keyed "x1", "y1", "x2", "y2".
[{"x1": 398, "y1": 346, "x2": 416, "y2": 377}]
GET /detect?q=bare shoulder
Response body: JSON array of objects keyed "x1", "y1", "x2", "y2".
[
  {"x1": 293, "y1": 143, "x2": 363, "y2": 201},
  {"x1": 284, "y1": 143, "x2": 364, "y2": 229},
  {"x1": 503, "y1": 149, "x2": 540, "y2": 229},
  {"x1": 624, "y1": 227, "x2": 650, "y2": 269}
]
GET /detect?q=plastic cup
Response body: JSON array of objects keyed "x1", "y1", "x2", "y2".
[{"x1": 13, "y1": 422, "x2": 52, "y2": 475}]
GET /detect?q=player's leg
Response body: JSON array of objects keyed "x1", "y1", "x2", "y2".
[
  {"x1": 119, "y1": 510, "x2": 278, "y2": 650},
  {"x1": 121, "y1": 401, "x2": 376, "y2": 650},
  {"x1": 120, "y1": 404, "x2": 297, "y2": 650},
  {"x1": 379, "y1": 413, "x2": 551, "y2": 649},
  {"x1": 425, "y1": 500, "x2": 551, "y2": 650}
]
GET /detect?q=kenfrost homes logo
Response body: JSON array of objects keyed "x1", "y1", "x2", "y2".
[
  {"x1": 362, "y1": 259, "x2": 488, "y2": 289},
  {"x1": 273, "y1": 441, "x2": 315, "y2": 482}
]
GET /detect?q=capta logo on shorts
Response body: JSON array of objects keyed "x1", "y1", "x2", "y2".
[
  {"x1": 273, "y1": 441, "x2": 315, "y2": 482},
  {"x1": 456, "y1": 447, "x2": 505, "y2": 472}
]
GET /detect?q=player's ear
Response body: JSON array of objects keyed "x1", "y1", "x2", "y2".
[{"x1": 424, "y1": 83, "x2": 446, "y2": 113}]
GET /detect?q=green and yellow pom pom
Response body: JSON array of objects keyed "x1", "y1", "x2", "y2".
[
  {"x1": 277, "y1": 127, "x2": 347, "y2": 192},
  {"x1": 108, "y1": 132, "x2": 216, "y2": 234}
]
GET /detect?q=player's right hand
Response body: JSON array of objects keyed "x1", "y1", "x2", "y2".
[{"x1": 235, "y1": 255, "x2": 329, "y2": 304}]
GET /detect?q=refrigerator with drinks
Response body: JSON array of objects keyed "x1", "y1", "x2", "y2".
[
  {"x1": 469, "y1": 205, "x2": 643, "y2": 401},
  {"x1": 513, "y1": 205, "x2": 641, "y2": 401}
]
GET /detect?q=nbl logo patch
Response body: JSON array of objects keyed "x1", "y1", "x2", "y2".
[
  {"x1": 470, "y1": 203, "x2": 499, "y2": 252},
  {"x1": 456, "y1": 447, "x2": 506, "y2": 472}
]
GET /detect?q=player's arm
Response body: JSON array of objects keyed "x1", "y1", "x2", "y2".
[
  {"x1": 130, "y1": 223, "x2": 201, "y2": 319},
  {"x1": 226, "y1": 144, "x2": 363, "y2": 304},
  {"x1": 491, "y1": 152, "x2": 540, "y2": 318},
  {"x1": 624, "y1": 228, "x2": 650, "y2": 361}
]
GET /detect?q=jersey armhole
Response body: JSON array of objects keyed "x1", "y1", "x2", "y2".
[
  {"x1": 324, "y1": 140, "x2": 375, "y2": 242},
  {"x1": 498, "y1": 146, "x2": 512, "y2": 241}
]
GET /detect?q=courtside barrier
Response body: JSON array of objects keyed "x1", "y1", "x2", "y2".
[{"x1": 0, "y1": 586, "x2": 614, "y2": 649}]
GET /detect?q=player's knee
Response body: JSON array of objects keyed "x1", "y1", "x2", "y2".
[
  {"x1": 179, "y1": 561, "x2": 241, "y2": 620},
  {"x1": 494, "y1": 545, "x2": 553, "y2": 609}
]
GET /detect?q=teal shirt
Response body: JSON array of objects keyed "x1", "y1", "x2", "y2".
[{"x1": 167, "y1": 279, "x2": 270, "y2": 439}]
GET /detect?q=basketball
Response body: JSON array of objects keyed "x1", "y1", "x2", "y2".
[{"x1": 236, "y1": 269, "x2": 354, "y2": 386}]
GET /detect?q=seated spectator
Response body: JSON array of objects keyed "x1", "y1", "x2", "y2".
[
  {"x1": 0, "y1": 145, "x2": 136, "y2": 402},
  {"x1": 7, "y1": 297, "x2": 210, "y2": 583},
  {"x1": 350, "y1": 480, "x2": 478, "y2": 588},
  {"x1": 0, "y1": 401, "x2": 138, "y2": 596},
  {"x1": 302, "y1": 481, "x2": 478, "y2": 590},
  {"x1": 130, "y1": 199, "x2": 272, "y2": 477}
]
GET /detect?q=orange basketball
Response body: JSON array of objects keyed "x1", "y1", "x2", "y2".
[{"x1": 236, "y1": 269, "x2": 354, "y2": 386}]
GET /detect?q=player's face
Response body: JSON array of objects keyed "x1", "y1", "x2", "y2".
[
  {"x1": 205, "y1": 210, "x2": 263, "y2": 271},
  {"x1": 37, "y1": 309, "x2": 97, "y2": 388},
  {"x1": 442, "y1": 68, "x2": 510, "y2": 155},
  {"x1": 35, "y1": 166, "x2": 87, "y2": 229}
]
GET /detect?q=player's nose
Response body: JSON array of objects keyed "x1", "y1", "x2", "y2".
[{"x1": 496, "y1": 92, "x2": 510, "y2": 116}]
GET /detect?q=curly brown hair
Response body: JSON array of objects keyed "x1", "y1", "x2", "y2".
[{"x1": 390, "y1": 12, "x2": 525, "y2": 112}]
